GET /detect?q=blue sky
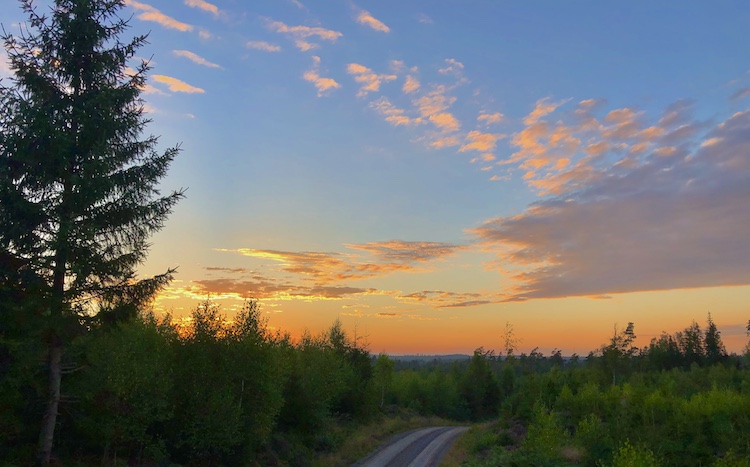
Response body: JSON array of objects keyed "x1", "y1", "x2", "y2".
[{"x1": 2, "y1": 0, "x2": 749, "y2": 354}]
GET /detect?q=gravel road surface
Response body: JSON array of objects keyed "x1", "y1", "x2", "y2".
[{"x1": 353, "y1": 426, "x2": 469, "y2": 467}]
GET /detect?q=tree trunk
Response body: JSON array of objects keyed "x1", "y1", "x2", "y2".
[{"x1": 38, "y1": 335, "x2": 63, "y2": 465}]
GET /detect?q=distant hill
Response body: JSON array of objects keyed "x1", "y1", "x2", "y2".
[{"x1": 390, "y1": 354, "x2": 471, "y2": 362}]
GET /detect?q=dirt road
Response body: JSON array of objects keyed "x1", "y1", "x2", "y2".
[{"x1": 354, "y1": 426, "x2": 469, "y2": 467}]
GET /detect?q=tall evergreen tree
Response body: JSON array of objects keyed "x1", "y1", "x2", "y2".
[
  {"x1": 704, "y1": 312, "x2": 726, "y2": 365},
  {"x1": 0, "y1": 0, "x2": 184, "y2": 462}
]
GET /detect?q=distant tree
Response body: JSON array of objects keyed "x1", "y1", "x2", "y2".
[
  {"x1": 601, "y1": 322, "x2": 636, "y2": 385},
  {"x1": 502, "y1": 320, "x2": 521, "y2": 359},
  {"x1": 675, "y1": 321, "x2": 704, "y2": 367},
  {"x1": 704, "y1": 313, "x2": 727, "y2": 365},
  {"x1": 0, "y1": 0, "x2": 183, "y2": 462},
  {"x1": 643, "y1": 332, "x2": 682, "y2": 371},
  {"x1": 373, "y1": 353, "x2": 394, "y2": 408}
]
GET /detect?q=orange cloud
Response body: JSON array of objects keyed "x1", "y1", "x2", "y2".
[
  {"x1": 125, "y1": 1, "x2": 193, "y2": 32},
  {"x1": 460, "y1": 130, "x2": 504, "y2": 153},
  {"x1": 267, "y1": 20, "x2": 342, "y2": 50},
  {"x1": 294, "y1": 40, "x2": 318, "y2": 52},
  {"x1": 152, "y1": 75, "x2": 204, "y2": 93},
  {"x1": 396, "y1": 290, "x2": 497, "y2": 308},
  {"x1": 430, "y1": 135, "x2": 460, "y2": 148},
  {"x1": 478, "y1": 112, "x2": 504, "y2": 125},
  {"x1": 303, "y1": 56, "x2": 341, "y2": 96},
  {"x1": 414, "y1": 86, "x2": 456, "y2": 117},
  {"x1": 356, "y1": 9, "x2": 390, "y2": 33},
  {"x1": 472, "y1": 103, "x2": 750, "y2": 300},
  {"x1": 173, "y1": 50, "x2": 222, "y2": 68},
  {"x1": 403, "y1": 75, "x2": 421, "y2": 94},
  {"x1": 219, "y1": 240, "x2": 465, "y2": 285},
  {"x1": 370, "y1": 97, "x2": 424, "y2": 126},
  {"x1": 347, "y1": 63, "x2": 397, "y2": 97},
  {"x1": 184, "y1": 0, "x2": 219, "y2": 16},
  {"x1": 428, "y1": 112, "x2": 460, "y2": 132},
  {"x1": 524, "y1": 97, "x2": 568, "y2": 125},
  {"x1": 246, "y1": 41, "x2": 281, "y2": 52}
]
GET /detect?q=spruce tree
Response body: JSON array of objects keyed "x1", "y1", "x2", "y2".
[
  {"x1": 704, "y1": 312, "x2": 726, "y2": 365},
  {"x1": 0, "y1": 0, "x2": 184, "y2": 462}
]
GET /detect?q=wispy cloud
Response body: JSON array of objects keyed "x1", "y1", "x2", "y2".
[
  {"x1": 478, "y1": 112, "x2": 504, "y2": 125},
  {"x1": 218, "y1": 240, "x2": 464, "y2": 285},
  {"x1": 345, "y1": 240, "x2": 466, "y2": 263},
  {"x1": 163, "y1": 277, "x2": 374, "y2": 302},
  {"x1": 152, "y1": 75, "x2": 205, "y2": 93},
  {"x1": 370, "y1": 97, "x2": 424, "y2": 126},
  {"x1": 439, "y1": 58, "x2": 464, "y2": 76},
  {"x1": 731, "y1": 87, "x2": 750, "y2": 101},
  {"x1": 173, "y1": 50, "x2": 222, "y2": 69},
  {"x1": 471, "y1": 103, "x2": 750, "y2": 300},
  {"x1": 246, "y1": 41, "x2": 281, "y2": 52},
  {"x1": 397, "y1": 290, "x2": 497, "y2": 308},
  {"x1": 125, "y1": 0, "x2": 193, "y2": 32},
  {"x1": 417, "y1": 14, "x2": 434, "y2": 24},
  {"x1": 267, "y1": 20, "x2": 342, "y2": 51},
  {"x1": 295, "y1": 40, "x2": 318, "y2": 52},
  {"x1": 184, "y1": 0, "x2": 219, "y2": 16},
  {"x1": 303, "y1": 56, "x2": 341, "y2": 96},
  {"x1": 403, "y1": 75, "x2": 420, "y2": 94},
  {"x1": 503, "y1": 96, "x2": 709, "y2": 195},
  {"x1": 460, "y1": 130, "x2": 504, "y2": 153},
  {"x1": 347, "y1": 63, "x2": 397, "y2": 97},
  {"x1": 355, "y1": 8, "x2": 390, "y2": 33}
]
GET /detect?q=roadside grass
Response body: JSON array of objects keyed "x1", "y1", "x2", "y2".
[
  {"x1": 311, "y1": 409, "x2": 458, "y2": 467},
  {"x1": 439, "y1": 421, "x2": 495, "y2": 466}
]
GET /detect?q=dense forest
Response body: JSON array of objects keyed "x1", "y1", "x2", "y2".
[
  {"x1": 3, "y1": 296, "x2": 750, "y2": 465},
  {"x1": 2, "y1": 1, "x2": 750, "y2": 465}
]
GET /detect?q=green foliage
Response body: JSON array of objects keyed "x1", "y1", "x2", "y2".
[
  {"x1": 373, "y1": 353, "x2": 395, "y2": 408},
  {"x1": 70, "y1": 312, "x2": 175, "y2": 463},
  {"x1": 611, "y1": 440, "x2": 659, "y2": 467},
  {"x1": 460, "y1": 348, "x2": 501, "y2": 420},
  {"x1": 169, "y1": 300, "x2": 286, "y2": 464}
]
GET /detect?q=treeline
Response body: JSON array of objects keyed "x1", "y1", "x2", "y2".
[
  {"x1": 3, "y1": 300, "x2": 750, "y2": 466},
  {"x1": 383, "y1": 316, "x2": 750, "y2": 466}
]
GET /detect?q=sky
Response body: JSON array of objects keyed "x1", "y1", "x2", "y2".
[{"x1": 1, "y1": 0, "x2": 749, "y2": 355}]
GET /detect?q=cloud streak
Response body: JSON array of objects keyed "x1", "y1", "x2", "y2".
[
  {"x1": 125, "y1": 1, "x2": 193, "y2": 32},
  {"x1": 173, "y1": 50, "x2": 222, "y2": 68},
  {"x1": 152, "y1": 75, "x2": 205, "y2": 93},
  {"x1": 356, "y1": 8, "x2": 390, "y2": 33},
  {"x1": 246, "y1": 41, "x2": 281, "y2": 52},
  {"x1": 184, "y1": 0, "x2": 219, "y2": 16},
  {"x1": 218, "y1": 240, "x2": 465, "y2": 284},
  {"x1": 267, "y1": 19, "x2": 342, "y2": 51}
]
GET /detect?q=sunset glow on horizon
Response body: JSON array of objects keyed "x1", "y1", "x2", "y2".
[{"x1": 3, "y1": 1, "x2": 747, "y2": 355}]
